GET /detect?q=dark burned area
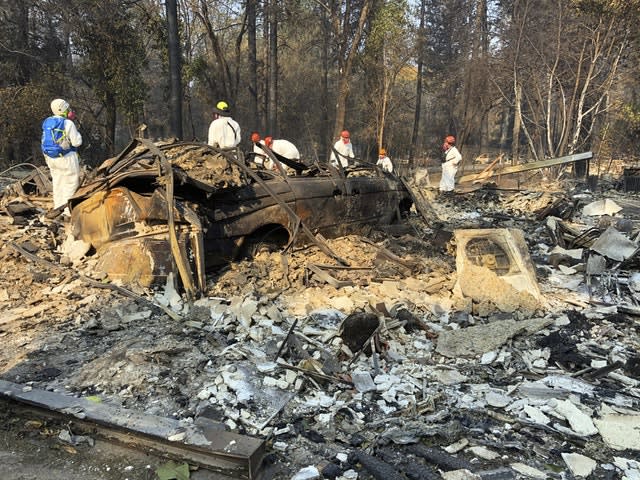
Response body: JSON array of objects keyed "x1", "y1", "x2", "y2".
[{"x1": 1, "y1": 146, "x2": 640, "y2": 480}]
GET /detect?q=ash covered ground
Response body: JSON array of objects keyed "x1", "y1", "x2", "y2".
[{"x1": 1, "y1": 163, "x2": 640, "y2": 480}]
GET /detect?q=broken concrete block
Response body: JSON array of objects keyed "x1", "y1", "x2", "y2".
[
  {"x1": 458, "y1": 263, "x2": 540, "y2": 314},
  {"x1": 444, "y1": 437, "x2": 469, "y2": 453},
  {"x1": 485, "y1": 390, "x2": 511, "y2": 408},
  {"x1": 561, "y1": 452, "x2": 597, "y2": 478},
  {"x1": 339, "y1": 469, "x2": 358, "y2": 479},
  {"x1": 594, "y1": 407, "x2": 640, "y2": 451},
  {"x1": 330, "y1": 296, "x2": 355, "y2": 312},
  {"x1": 350, "y1": 371, "x2": 376, "y2": 393},
  {"x1": 511, "y1": 463, "x2": 547, "y2": 479},
  {"x1": 60, "y1": 233, "x2": 91, "y2": 264},
  {"x1": 613, "y1": 457, "x2": 640, "y2": 479},
  {"x1": 480, "y1": 351, "x2": 498, "y2": 365},
  {"x1": 466, "y1": 445, "x2": 500, "y2": 460},
  {"x1": 442, "y1": 469, "x2": 481, "y2": 480},
  {"x1": 523, "y1": 405, "x2": 551, "y2": 425},
  {"x1": 432, "y1": 368, "x2": 468, "y2": 385},
  {"x1": 550, "y1": 399, "x2": 598, "y2": 436},
  {"x1": 235, "y1": 297, "x2": 258, "y2": 328},
  {"x1": 435, "y1": 317, "x2": 551, "y2": 358}
]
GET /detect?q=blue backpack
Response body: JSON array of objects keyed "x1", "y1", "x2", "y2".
[{"x1": 41, "y1": 116, "x2": 74, "y2": 157}]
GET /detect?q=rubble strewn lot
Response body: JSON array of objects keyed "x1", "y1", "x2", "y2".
[{"x1": 1, "y1": 158, "x2": 640, "y2": 480}]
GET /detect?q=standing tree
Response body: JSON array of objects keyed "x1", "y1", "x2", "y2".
[
  {"x1": 266, "y1": 0, "x2": 278, "y2": 135},
  {"x1": 166, "y1": 0, "x2": 183, "y2": 139},
  {"x1": 246, "y1": 0, "x2": 260, "y2": 133},
  {"x1": 409, "y1": 0, "x2": 427, "y2": 163},
  {"x1": 363, "y1": 0, "x2": 413, "y2": 153},
  {"x1": 316, "y1": 0, "x2": 373, "y2": 146},
  {"x1": 71, "y1": 0, "x2": 147, "y2": 156}
]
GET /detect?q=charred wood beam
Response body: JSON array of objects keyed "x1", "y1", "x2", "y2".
[
  {"x1": 103, "y1": 138, "x2": 148, "y2": 175},
  {"x1": 255, "y1": 142, "x2": 307, "y2": 174},
  {"x1": 405, "y1": 444, "x2": 475, "y2": 471},
  {"x1": 377, "y1": 447, "x2": 440, "y2": 480},
  {"x1": 398, "y1": 176, "x2": 441, "y2": 226},
  {"x1": 306, "y1": 263, "x2": 354, "y2": 288},
  {"x1": 346, "y1": 322, "x2": 382, "y2": 369},
  {"x1": 582, "y1": 360, "x2": 624, "y2": 380},
  {"x1": 276, "y1": 360, "x2": 352, "y2": 385},
  {"x1": 351, "y1": 449, "x2": 405, "y2": 480},
  {"x1": 0, "y1": 380, "x2": 265, "y2": 479},
  {"x1": 360, "y1": 237, "x2": 417, "y2": 272},
  {"x1": 273, "y1": 318, "x2": 299, "y2": 362}
]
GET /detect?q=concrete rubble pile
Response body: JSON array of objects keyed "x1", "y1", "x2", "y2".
[{"x1": 1, "y1": 168, "x2": 640, "y2": 480}]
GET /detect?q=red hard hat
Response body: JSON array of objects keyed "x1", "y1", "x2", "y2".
[
  {"x1": 341, "y1": 130, "x2": 350, "y2": 139},
  {"x1": 265, "y1": 136, "x2": 273, "y2": 147},
  {"x1": 250, "y1": 132, "x2": 261, "y2": 143},
  {"x1": 445, "y1": 135, "x2": 456, "y2": 145}
]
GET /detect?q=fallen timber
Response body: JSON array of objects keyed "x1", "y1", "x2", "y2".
[
  {"x1": 0, "y1": 379, "x2": 266, "y2": 479},
  {"x1": 458, "y1": 151, "x2": 593, "y2": 184}
]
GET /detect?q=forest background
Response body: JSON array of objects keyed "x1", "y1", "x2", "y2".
[{"x1": 1, "y1": 0, "x2": 639, "y2": 174}]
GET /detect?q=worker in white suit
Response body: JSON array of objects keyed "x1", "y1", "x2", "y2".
[
  {"x1": 263, "y1": 136, "x2": 300, "y2": 171},
  {"x1": 207, "y1": 101, "x2": 241, "y2": 149},
  {"x1": 439, "y1": 135, "x2": 462, "y2": 193},
  {"x1": 376, "y1": 148, "x2": 393, "y2": 173},
  {"x1": 329, "y1": 130, "x2": 354, "y2": 168},
  {"x1": 41, "y1": 98, "x2": 82, "y2": 218}
]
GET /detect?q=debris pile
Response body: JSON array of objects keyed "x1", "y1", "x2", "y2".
[{"x1": 1, "y1": 166, "x2": 640, "y2": 479}]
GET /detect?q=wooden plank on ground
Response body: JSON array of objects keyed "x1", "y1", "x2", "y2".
[
  {"x1": 0, "y1": 379, "x2": 265, "y2": 479},
  {"x1": 306, "y1": 264, "x2": 354, "y2": 288},
  {"x1": 458, "y1": 152, "x2": 593, "y2": 184},
  {"x1": 398, "y1": 176, "x2": 441, "y2": 225}
]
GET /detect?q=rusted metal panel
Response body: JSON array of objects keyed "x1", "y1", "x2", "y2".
[
  {"x1": 70, "y1": 187, "x2": 149, "y2": 249},
  {"x1": 96, "y1": 237, "x2": 175, "y2": 287}
]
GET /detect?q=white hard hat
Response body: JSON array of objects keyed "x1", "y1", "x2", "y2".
[{"x1": 50, "y1": 98, "x2": 70, "y2": 116}]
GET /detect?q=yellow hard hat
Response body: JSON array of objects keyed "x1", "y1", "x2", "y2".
[{"x1": 213, "y1": 101, "x2": 231, "y2": 117}]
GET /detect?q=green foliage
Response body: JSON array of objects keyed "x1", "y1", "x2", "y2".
[
  {"x1": 0, "y1": 84, "x2": 55, "y2": 166},
  {"x1": 571, "y1": 0, "x2": 640, "y2": 16},
  {"x1": 368, "y1": 0, "x2": 409, "y2": 52},
  {"x1": 1, "y1": 0, "x2": 638, "y2": 165},
  {"x1": 71, "y1": 0, "x2": 148, "y2": 124},
  {"x1": 618, "y1": 103, "x2": 640, "y2": 156}
]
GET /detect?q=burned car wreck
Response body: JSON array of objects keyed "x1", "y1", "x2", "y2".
[{"x1": 67, "y1": 138, "x2": 413, "y2": 297}]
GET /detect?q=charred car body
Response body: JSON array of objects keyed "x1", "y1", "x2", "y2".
[{"x1": 68, "y1": 139, "x2": 413, "y2": 297}]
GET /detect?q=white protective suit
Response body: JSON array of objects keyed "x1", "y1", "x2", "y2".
[
  {"x1": 377, "y1": 155, "x2": 393, "y2": 173},
  {"x1": 330, "y1": 139, "x2": 354, "y2": 168},
  {"x1": 439, "y1": 145, "x2": 462, "y2": 192},
  {"x1": 43, "y1": 116, "x2": 82, "y2": 214},
  {"x1": 257, "y1": 139, "x2": 301, "y2": 171},
  {"x1": 208, "y1": 116, "x2": 241, "y2": 148},
  {"x1": 253, "y1": 140, "x2": 267, "y2": 166},
  {"x1": 267, "y1": 139, "x2": 300, "y2": 170}
]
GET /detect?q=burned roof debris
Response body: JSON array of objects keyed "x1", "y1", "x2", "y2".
[{"x1": 1, "y1": 146, "x2": 640, "y2": 479}]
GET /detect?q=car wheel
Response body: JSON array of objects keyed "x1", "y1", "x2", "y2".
[{"x1": 242, "y1": 226, "x2": 289, "y2": 259}]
